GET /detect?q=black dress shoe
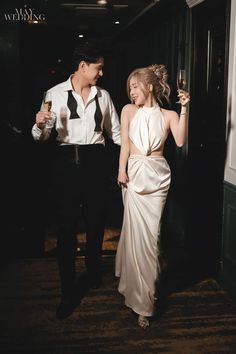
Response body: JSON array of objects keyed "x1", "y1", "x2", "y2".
[{"x1": 56, "y1": 297, "x2": 77, "y2": 319}]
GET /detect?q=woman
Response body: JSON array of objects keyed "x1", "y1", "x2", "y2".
[{"x1": 115, "y1": 64, "x2": 190, "y2": 329}]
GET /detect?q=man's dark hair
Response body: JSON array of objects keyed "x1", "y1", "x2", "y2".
[{"x1": 72, "y1": 41, "x2": 105, "y2": 71}]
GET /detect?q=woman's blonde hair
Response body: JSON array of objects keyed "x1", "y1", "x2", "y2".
[{"x1": 126, "y1": 64, "x2": 170, "y2": 105}]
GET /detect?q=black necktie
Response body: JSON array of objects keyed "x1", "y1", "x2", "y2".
[
  {"x1": 67, "y1": 90, "x2": 80, "y2": 119},
  {"x1": 94, "y1": 94, "x2": 103, "y2": 132}
]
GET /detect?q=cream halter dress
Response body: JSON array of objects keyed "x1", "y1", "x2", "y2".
[{"x1": 115, "y1": 104, "x2": 171, "y2": 317}]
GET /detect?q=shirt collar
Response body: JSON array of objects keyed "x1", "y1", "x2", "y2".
[
  {"x1": 62, "y1": 76, "x2": 98, "y2": 99},
  {"x1": 61, "y1": 76, "x2": 75, "y2": 91}
]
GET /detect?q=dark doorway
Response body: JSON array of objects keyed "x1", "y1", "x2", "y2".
[{"x1": 185, "y1": 0, "x2": 230, "y2": 277}]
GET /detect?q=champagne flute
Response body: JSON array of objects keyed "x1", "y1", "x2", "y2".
[
  {"x1": 176, "y1": 69, "x2": 186, "y2": 103},
  {"x1": 43, "y1": 91, "x2": 52, "y2": 112},
  {"x1": 43, "y1": 91, "x2": 55, "y2": 128}
]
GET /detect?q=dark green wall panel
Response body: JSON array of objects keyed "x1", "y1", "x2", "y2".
[{"x1": 220, "y1": 182, "x2": 236, "y2": 302}]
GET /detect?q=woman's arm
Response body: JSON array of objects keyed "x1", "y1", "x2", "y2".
[
  {"x1": 168, "y1": 90, "x2": 190, "y2": 147},
  {"x1": 117, "y1": 105, "x2": 131, "y2": 187}
]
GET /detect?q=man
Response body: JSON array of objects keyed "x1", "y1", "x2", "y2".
[{"x1": 32, "y1": 41, "x2": 121, "y2": 319}]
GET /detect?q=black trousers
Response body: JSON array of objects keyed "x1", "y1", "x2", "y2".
[{"x1": 53, "y1": 144, "x2": 108, "y2": 298}]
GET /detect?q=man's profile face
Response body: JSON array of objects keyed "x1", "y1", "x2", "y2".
[{"x1": 82, "y1": 57, "x2": 104, "y2": 85}]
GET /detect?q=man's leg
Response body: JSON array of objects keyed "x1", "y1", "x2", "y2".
[
  {"x1": 53, "y1": 150, "x2": 82, "y2": 317},
  {"x1": 84, "y1": 196, "x2": 107, "y2": 287},
  {"x1": 56, "y1": 216, "x2": 78, "y2": 300},
  {"x1": 80, "y1": 145, "x2": 108, "y2": 287}
]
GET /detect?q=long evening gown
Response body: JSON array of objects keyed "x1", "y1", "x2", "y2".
[{"x1": 115, "y1": 105, "x2": 171, "y2": 317}]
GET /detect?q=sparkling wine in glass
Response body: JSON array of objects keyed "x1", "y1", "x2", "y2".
[
  {"x1": 43, "y1": 91, "x2": 55, "y2": 128},
  {"x1": 176, "y1": 69, "x2": 186, "y2": 103},
  {"x1": 43, "y1": 91, "x2": 52, "y2": 113}
]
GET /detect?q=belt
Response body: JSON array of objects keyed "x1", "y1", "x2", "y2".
[
  {"x1": 57, "y1": 145, "x2": 80, "y2": 164},
  {"x1": 56, "y1": 144, "x2": 104, "y2": 164}
]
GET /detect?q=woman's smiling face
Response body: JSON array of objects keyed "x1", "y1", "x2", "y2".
[{"x1": 129, "y1": 76, "x2": 149, "y2": 106}]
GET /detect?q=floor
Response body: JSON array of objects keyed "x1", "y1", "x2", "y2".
[{"x1": 1, "y1": 228, "x2": 236, "y2": 353}]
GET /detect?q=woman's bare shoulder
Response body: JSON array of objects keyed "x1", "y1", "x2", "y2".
[
  {"x1": 161, "y1": 108, "x2": 178, "y2": 119},
  {"x1": 121, "y1": 103, "x2": 138, "y2": 116},
  {"x1": 161, "y1": 108, "x2": 177, "y2": 115}
]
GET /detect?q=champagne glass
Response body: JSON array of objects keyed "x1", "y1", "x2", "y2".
[
  {"x1": 43, "y1": 91, "x2": 52, "y2": 112},
  {"x1": 43, "y1": 91, "x2": 55, "y2": 128},
  {"x1": 176, "y1": 69, "x2": 186, "y2": 103}
]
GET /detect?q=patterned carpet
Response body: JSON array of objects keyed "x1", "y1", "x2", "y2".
[
  {"x1": 0, "y1": 254, "x2": 236, "y2": 354},
  {"x1": 45, "y1": 227, "x2": 120, "y2": 255}
]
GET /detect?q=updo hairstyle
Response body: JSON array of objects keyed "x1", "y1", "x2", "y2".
[{"x1": 126, "y1": 64, "x2": 170, "y2": 105}]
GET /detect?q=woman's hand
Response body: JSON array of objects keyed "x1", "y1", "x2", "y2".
[
  {"x1": 177, "y1": 90, "x2": 190, "y2": 106},
  {"x1": 117, "y1": 170, "x2": 129, "y2": 188}
]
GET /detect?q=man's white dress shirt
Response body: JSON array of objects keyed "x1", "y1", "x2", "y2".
[{"x1": 32, "y1": 76, "x2": 121, "y2": 146}]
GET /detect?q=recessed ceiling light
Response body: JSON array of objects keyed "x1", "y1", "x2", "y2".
[
  {"x1": 97, "y1": 0, "x2": 107, "y2": 4},
  {"x1": 78, "y1": 34, "x2": 84, "y2": 38},
  {"x1": 115, "y1": 21, "x2": 120, "y2": 25},
  {"x1": 27, "y1": 19, "x2": 46, "y2": 25}
]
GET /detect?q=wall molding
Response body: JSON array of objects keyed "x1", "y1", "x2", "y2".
[
  {"x1": 224, "y1": 0, "x2": 236, "y2": 185},
  {"x1": 186, "y1": 0, "x2": 205, "y2": 8}
]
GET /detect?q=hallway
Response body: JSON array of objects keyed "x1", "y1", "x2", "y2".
[
  {"x1": 1, "y1": 0, "x2": 236, "y2": 352},
  {"x1": 1, "y1": 249, "x2": 236, "y2": 354}
]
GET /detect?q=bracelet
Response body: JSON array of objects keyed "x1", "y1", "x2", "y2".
[{"x1": 180, "y1": 113, "x2": 187, "y2": 116}]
